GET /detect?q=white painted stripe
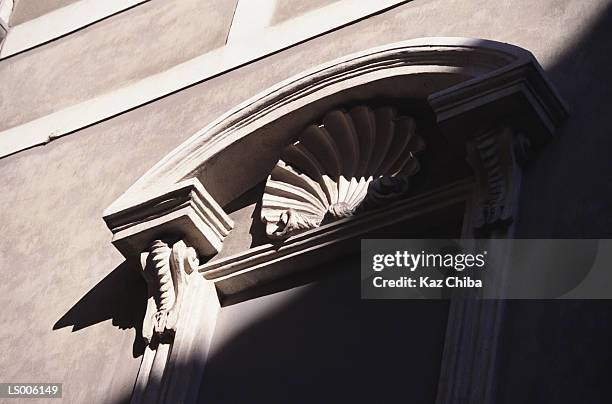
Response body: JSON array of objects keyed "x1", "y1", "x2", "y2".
[
  {"x1": 0, "y1": 0, "x2": 150, "y2": 58},
  {"x1": 0, "y1": 0, "x2": 406, "y2": 158}
]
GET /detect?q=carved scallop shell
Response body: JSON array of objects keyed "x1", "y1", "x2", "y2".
[{"x1": 261, "y1": 105, "x2": 425, "y2": 238}]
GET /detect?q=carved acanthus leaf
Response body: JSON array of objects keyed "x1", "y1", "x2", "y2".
[
  {"x1": 261, "y1": 105, "x2": 425, "y2": 239},
  {"x1": 140, "y1": 239, "x2": 199, "y2": 345}
]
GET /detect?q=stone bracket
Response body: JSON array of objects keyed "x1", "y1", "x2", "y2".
[
  {"x1": 140, "y1": 239, "x2": 199, "y2": 346},
  {"x1": 131, "y1": 262, "x2": 220, "y2": 404},
  {"x1": 429, "y1": 57, "x2": 567, "y2": 236},
  {"x1": 465, "y1": 126, "x2": 527, "y2": 236},
  {"x1": 102, "y1": 178, "x2": 232, "y2": 403}
]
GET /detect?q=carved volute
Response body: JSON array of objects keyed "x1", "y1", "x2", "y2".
[{"x1": 140, "y1": 239, "x2": 199, "y2": 346}]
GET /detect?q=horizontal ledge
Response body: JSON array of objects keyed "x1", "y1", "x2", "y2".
[
  {"x1": 429, "y1": 61, "x2": 569, "y2": 144},
  {"x1": 0, "y1": 0, "x2": 409, "y2": 158},
  {"x1": 0, "y1": 0, "x2": 150, "y2": 58},
  {"x1": 0, "y1": 13, "x2": 520, "y2": 159},
  {"x1": 103, "y1": 178, "x2": 233, "y2": 258}
]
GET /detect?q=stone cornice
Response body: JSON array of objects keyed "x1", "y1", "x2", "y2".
[
  {"x1": 429, "y1": 59, "x2": 568, "y2": 145},
  {"x1": 103, "y1": 178, "x2": 233, "y2": 258}
]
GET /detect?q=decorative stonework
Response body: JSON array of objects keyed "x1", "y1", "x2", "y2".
[
  {"x1": 429, "y1": 59, "x2": 568, "y2": 145},
  {"x1": 140, "y1": 239, "x2": 199, "y2": 345},
  {"x1": 466, "y1": 125, "x2": 529, "y2": 234},
  {"x1": 261, "y1": 106, "x2": 425, "y2": 238},
  {"x1": 131, "y1": 238, "x2": 218, "y2": 404},
  {"x1": 103, "y1": 178, "x2": 233, "y2": 258},
  {"x1": 98, "y1": 39, "x2": 568, "y2": 404},
  {"x1": 103, "y1": 38, "x2": 557, "y2": 215}
]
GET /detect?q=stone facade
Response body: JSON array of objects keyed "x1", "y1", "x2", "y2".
[{"x1": 1, "y1": 1, "x2": 611, "y2": 403}]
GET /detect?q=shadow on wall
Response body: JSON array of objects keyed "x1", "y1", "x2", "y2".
[
  {"x1": 498, "y1": 2, "x2": 612, "y2": 404},
  {"x1": 124, "y1": 207, "x2": 463, "y2": 404},
  {"x1": 117, "y1": 255, "x2": 451, "y2": 404},
  {"x1": 91, "y1": 256, "x2": 450, "y2": 404},
  {"x1": 198, "y1": 259, "x2": 450, "y2": 404},
  {"x1": 53, "y1": 259, "x2": 148, "y2": 358},
  {"x1": 516, "y1": 1, "x2": 612, "y2": 239}
]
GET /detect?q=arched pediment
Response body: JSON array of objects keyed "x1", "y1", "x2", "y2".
[
  {"x1": 103, "y1": 36, "x2": 566, "y2": 259},
  {"x1": 105, "y1": 37, "x2": 568, "y2": 404}
]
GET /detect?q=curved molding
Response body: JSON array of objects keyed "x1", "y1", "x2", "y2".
[
  {"x1": 261, "y1": 105, "x2": 424, "y2": 238},
  {"x1": 106, "y1": 37, "x2": 538, "y2": 216}
]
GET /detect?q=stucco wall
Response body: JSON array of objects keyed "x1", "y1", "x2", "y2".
[
  {"x1": 1, "y1": 0, "x2": 611, "y2": 402},
  {"x1": 0, "y1": 0, "x2": 237, "y2": 131}
]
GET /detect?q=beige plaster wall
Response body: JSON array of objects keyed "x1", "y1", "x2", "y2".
[
  {"x1": 0, "y1": 0, "x2": 611, "y2": 402},
  {"x1": 0, "y1": 0, "x2": 237, "y2": 131}
]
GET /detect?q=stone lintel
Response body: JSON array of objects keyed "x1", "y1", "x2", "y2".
[
  {"x1": 202, "y1": 179, "x2": 473, "y2": 305},
  {"x1": 103, "y1": 178, "x2": 233, "y2": 258}
]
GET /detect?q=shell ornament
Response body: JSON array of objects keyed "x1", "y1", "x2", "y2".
[{"x1": 261, "y1": 105, "x2": 425, "y2": 239}]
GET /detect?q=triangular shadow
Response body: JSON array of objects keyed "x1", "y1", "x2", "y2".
[{"x1": 53, "y1": 259, "x2": 148, "y2": 358}]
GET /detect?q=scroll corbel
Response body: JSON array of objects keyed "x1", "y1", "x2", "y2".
[
  {"x1": 140, "y1": 239, "x2": 199, "y2": 346},
  {"x1": 466, "y1": 125, "x2": 530, "y2": 236}
]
